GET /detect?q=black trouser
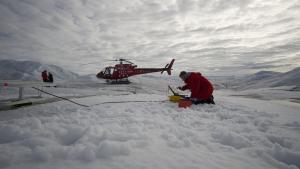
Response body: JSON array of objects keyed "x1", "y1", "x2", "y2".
[{"x1": 192, "y1": 95, "x2": 215, "y2": 105}]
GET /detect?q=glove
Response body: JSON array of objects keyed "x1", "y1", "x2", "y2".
[{"x1": 177, "y1": 86, "x2": 183, "y2": 90}]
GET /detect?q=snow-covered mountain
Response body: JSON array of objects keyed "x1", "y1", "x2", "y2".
[
  {"x1": 242, "y1": 71, "x2": 282, "y2": 82},
  {"x1": 273, "y1": 67, "x2": 300, "y2": 87},
  {"x1": 0, "y1": 60, "x2": 79, "y2": 81},
  {"x1": 227, "y1": 67, "x2": 300, "y2": 90}
]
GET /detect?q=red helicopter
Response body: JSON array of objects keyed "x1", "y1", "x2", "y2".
[{"x1": 96, "y1": 58, "x2": 175, "y2": 83}]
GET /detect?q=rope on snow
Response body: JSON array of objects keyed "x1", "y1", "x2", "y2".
[
  {"x1": 91, "y1": 100, "x2": 169, "y2": 106},
  {"x1": 32, "y1": 87, "x2": 89, "y2": 107},
  {"x1": 32, "y1": 87, "x2": 169, "y2": 108}
]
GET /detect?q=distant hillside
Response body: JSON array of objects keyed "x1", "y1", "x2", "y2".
[
  {"x1": 242, "y1": 71, "x2": 281, "y2": 82},
  {"x1": 0, "y1": 60, "x2": 79, "y2": 81},
  {"x1": 273, "y1": 67, "x2": 300, "y2": 87},
  {"x1": 230, "y1": 67, "x2": 300, "y2": 90}
]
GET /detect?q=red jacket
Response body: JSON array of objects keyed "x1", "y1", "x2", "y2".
[
  {"x1": 41, "y1": 71, "x2": 48, "y2": 82},
  {"x1": 182, "y1": 72, "x2": 213, "y2": 100}
]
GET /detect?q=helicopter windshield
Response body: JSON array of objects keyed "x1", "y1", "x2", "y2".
[{"x1": 103, "y1": 67, "x2": 114, "y2": 75}]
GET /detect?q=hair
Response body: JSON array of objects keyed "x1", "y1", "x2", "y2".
[
  {"x1": 179, "y1": 71, "x2": 190, "y2": 80},
  {"x1": 179, "y1": 71, "x2": 187, "y2": 77}
]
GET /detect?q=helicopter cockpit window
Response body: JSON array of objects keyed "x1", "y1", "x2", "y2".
[{"x1": 104, "y1": 67, "x2": 114, "y2": 75}]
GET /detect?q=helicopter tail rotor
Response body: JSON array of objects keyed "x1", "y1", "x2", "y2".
[
  {"x1": 167, "y1": 59, "x2": 175, "y2": 75},
  {"x1": 161, "y1": 59, "x2": 175, "y2": 75}
]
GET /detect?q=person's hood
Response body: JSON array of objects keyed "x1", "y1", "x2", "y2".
[{"x1": 184, "y1": 72, "x2": 203, "y2": 82}]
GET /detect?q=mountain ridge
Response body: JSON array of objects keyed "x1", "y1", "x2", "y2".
[
  {"x1": 229, "y1": 67, "x2": 300, "y2": 89},
  {"x1": 0, "y1": 59, "x2": 79, "y2": 81}
]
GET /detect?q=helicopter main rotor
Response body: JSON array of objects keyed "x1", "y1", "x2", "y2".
[{"x1": 107, "y1": 58, "x2": 135, "y2": 65}]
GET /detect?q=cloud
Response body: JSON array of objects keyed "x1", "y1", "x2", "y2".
[{"x1": 0, "y1": 0, "x2": 299, "y2": 75}]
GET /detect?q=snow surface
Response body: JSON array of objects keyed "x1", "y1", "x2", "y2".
[{"x1": 0, "y1": 76, "x2": 300, "y2": 169}]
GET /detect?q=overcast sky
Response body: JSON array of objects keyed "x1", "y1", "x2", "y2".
[{"x1": 0, "y1": 0, "x2": 299, "y2": 75}]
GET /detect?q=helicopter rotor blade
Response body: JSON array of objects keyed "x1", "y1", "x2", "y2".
[
  {"x1": 105, "y1": 59, "x2": 119, "y2": 61},
  {"x1": 104, "y1": 58, "x2": 136, "y2": 65},
  {"x1": 79, "y1": 62, "x2": 102, "y2": 66},
  {"x1": 123, "y1": 60, "x2": 134, "y2": 64}
]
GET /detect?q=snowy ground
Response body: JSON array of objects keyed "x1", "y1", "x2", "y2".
[{"x1": 0, "y1": 76, "x2": 300, "y2": 169}]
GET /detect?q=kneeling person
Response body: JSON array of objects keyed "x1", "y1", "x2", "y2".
[{"x1": 178, "y1": 71, "x2": 215, "y2": 104}]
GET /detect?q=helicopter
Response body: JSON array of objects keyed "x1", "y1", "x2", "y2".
[{"x1": 96, "y1": 58, "x2": 175, "y2": 83}]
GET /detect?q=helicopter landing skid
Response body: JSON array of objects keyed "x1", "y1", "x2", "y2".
[{"x1": 106, "y1": 78, "x2": 131, "y2": 84}]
